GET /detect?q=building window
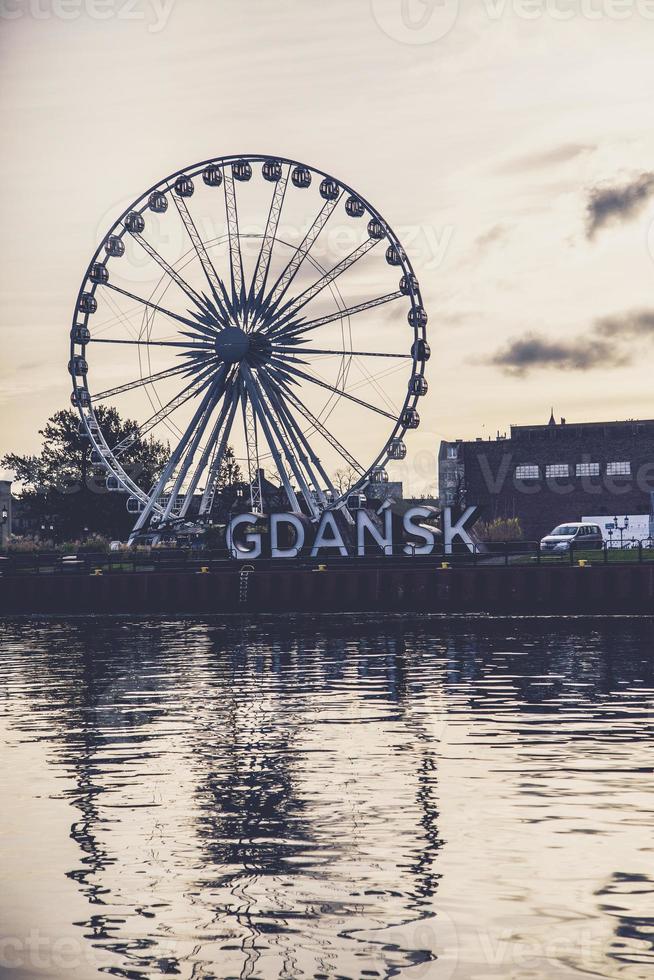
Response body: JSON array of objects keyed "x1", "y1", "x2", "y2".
[
  {"x1": 515, "y1": 464, "x2": 539, "y2": 479},
  {"x1": 447, "y1": 446, "x2": 458, "y2": 459},
  {"x1": 606, "y1": 461, "x2": 631, "y2": 475},
  {"x1": 545, "y1": 464, "x2": 569, "y2": 478},
  {"x1": 576, "y1": 462, "x2": 600, "y2": 476}
]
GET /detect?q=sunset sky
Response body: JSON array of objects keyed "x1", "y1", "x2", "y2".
[{"x1": 2, "y1": 0, "x2": 654, "y2": 493}]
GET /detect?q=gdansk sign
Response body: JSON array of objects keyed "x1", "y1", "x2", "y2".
[{"x1": 225, "y1": 506, "x2": 478, "y2": 558}]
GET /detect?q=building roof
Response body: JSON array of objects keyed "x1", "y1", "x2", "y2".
[
  {"x1": 439, "y1": 418, "x2": 654, "y2": 451},
  {"x1": 510, "y1": 418, "x2": 654, "y2": 438}
]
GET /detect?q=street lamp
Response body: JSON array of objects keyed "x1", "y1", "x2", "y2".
[{"x1": 613, "y1": 515, "x2": 630, "y2": 548}]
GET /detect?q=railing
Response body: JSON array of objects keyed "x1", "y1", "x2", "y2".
[
  {"x1": 460, "y1": 538, "x2": 654, "y2": 566},
  {"x1": 1, "y1": 538, "x2": 654, "y2": 574}
]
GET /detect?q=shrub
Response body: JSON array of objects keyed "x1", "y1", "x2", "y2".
[
  {"x1": 476, "y1": 517, "x2": 524, "y2": 542},
  {"x1": 3, "y1": 534, "x2": 112, "y2": 555},
  {"x1": 5, "y1": 536, "x2": 43, "y2": 554},
  {"x1": 77, "y1": 534, "x2": 111, "y2": 553}
]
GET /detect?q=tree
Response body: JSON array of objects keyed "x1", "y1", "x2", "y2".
[
  {"x1": 2, "y1": 406, "x2": 169, "y2": 541},
  {"x1": 333, "y1": 466, "x2": 358, "y2": 496},
  {"x1": 206, "y1": 446, "x2": 246, "y2": 522},
  {"x1": 217, "y1": 446, "x2": 242, "y2": 490}
]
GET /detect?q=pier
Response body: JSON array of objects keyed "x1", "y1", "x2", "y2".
[{"x1": 2, "y1": 560, "x2": 654, "y2": 615}]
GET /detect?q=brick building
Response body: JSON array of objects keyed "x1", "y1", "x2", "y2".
[{"x1": 438, "y1": 412, "x2": 654, "y2": 541}]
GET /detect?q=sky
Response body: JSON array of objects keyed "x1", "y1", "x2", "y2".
[{"x1": 2, "y1": 0, "x2": 654, "y2": 494}]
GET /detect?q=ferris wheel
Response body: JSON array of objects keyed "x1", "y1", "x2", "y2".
[{"x1": 68, "y1": 154, "x2": 430, "y2": 539}]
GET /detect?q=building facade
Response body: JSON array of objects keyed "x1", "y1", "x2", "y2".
[{"x1": 438, "y1": 414, "x2": 654, "y2": 541}]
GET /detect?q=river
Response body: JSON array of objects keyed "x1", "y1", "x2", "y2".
[{"x1": 1, "y1": 615, "x2": 652, "y2": 979}]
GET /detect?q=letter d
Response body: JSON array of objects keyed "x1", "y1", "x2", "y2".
[{"x1": 271, "y1": 513, "x2": 305, "y2": 559}]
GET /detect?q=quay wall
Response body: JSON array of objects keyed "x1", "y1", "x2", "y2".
[{"x1": 2, "y1": 563, "x2": 654, "y2": 615}]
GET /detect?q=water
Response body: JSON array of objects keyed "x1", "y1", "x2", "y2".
[{"x1": 1, "y1": 615, "x2": 653, "y2": 980}]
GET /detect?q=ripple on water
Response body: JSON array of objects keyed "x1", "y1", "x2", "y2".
[{"x1": 0, "y1": 614, "x2": 653, "y2": 979}]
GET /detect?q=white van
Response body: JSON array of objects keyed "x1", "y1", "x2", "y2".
[{"x1": 540, "y1": 522, "x2": 604, "y2": 553}]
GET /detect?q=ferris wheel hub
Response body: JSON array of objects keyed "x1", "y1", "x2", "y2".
[{"x1": 215, "y1": 326, "x2": 250, "y2": 363}]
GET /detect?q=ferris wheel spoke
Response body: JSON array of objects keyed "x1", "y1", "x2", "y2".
[
  {"x1": 88, "y1": 336, "x2": 210, "y2": 349},
  {"x1": 93, "y1": 361, "x2": 199, "y2": 401},
  {"x1": 273, "y1": 290, "x2": 405, "y2": 343},
  {"x1": 351, "y1": 355, "x2": 400, "y2": 417},
  {"x1": 241, "y1": 378, "x2": 265, "y2": 512},
  {"x1": 159, "y1": 369, "x2": 228, "y2": 521},
  {"x1": 271, "y1": 238, "x2": 379, "y2": 333},
  {"x1": 241, "y1": 366, "x2": 300, "y2": 512},
  {"x1": 177, "y1": 319, "x2": 223, "y2": 343},
  {"x1": 127, "y1": 230, "x2": 210, "y2": 313},
  {"x1": 249, "y1": 165, "x2": 290, "y2": 309},
  {"x1": 198, "y1": 386, "x2": 240, "y2": 517},
  {"x1": 253, "y1": 373, "x2": 321, "y2": 517},
  {"x1": 280, "y1": 363, "x2": 397, "y2": 421},
  {"x1": 131, "y1": 373, "x2": 224, "y2": 532},
  {"x1": 178, "y1": 375, "x2": 236, "y2": 517},
  {"x1": 100, "y1": 285, "x2": 144, "y2": 343},
  {"x1": 102, "y1": 282, "x2": 202, "y2": 332},
  {"x1": 264, "y1": 357, "x2": 305, "y2": 394},
  {"x1": 258, "y1": 372, "x2": 334, "y2": 503},
  {"x1": 275, "y1": 346, "x2": 412, "y2": 360},
  {"x1": 266, "y1": 367, "x2": 365, "y2": 476},
  {"x1": 117, "y1": 363, "x2": 221, "y2": 449},
  {"x1": 223, "y1": 169, "x2": 246, "y2": 308},
  {"x1": 261, "y1": 195, "x2": 342, "y2": 321},
  {"x1": 170, "y1": 190, "x2": 227, "y2": 312}
]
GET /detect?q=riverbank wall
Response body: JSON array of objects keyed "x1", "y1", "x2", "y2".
[{"x1": 2, "y1": 562, "x2": 654, "y2": 615}]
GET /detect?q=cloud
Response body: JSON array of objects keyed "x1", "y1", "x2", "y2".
[
  {"x1": 485, "y1": 307, "x2": 654, "y2": 376},
  {"x1": 488, "y1": 333, "x2": 618, "y2": 376},
  {"x1": 594, "y1": 308, "x2": 654, "y2": 338},
  {"x1": 586, "y1": 173, "x2": 654, "y2": 238},
  {"x1": 474, "y1": 223, "x2": 510, "y2": 252},
  {"x1": 495, "y1": 143, "x2": 594, "y2": 176}
]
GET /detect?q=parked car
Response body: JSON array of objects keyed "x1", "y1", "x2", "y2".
[{"x1": 540, "y1": 522, "x2": 604, "y2": 553}]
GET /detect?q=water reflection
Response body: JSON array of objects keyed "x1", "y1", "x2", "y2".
[{"x1": 1, "y1": 615, "x2": 653, "y2": 979}]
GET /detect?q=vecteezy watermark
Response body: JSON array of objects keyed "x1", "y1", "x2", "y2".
[
  {"x1": 482, "y1": 0, "x2": 654, "y2": 21},
  {"x1": 382, "y1": 913, "x2": 606, "y2": 979},
  {"x1": 48, "y1": 460, "x2": 147, "y2": 496},
  {"x1": 0, "y1": 929, "x2": 184, "y2": 974},
  {"x1": 0, "y1": 932, "x2": 101, "y2": 973},
  {"x1": 464, "y1": 452, "x2": 654, "y2": 497},
  {"x1": 93, "y1": 190, "x2": 454, "y2": 286},
  {"x1": 370, "y1": 0, "x2": 461, "y2": 45},
  {"x1": 382, "y1": 912, "x2": 460, "y2": 979},
  {"x1": 371, "y1": 0, "x2": 654, "y2": 45},
  {"x1": 0, "y1": 0, "x2": 176, "y2": 33}
]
